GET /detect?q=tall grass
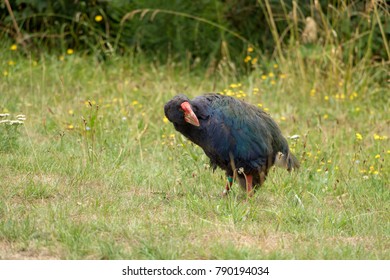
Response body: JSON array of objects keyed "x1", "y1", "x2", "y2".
[
  {"x1": 2, "y1": 1, "x2": 388, "y2": 71},
  {"x1": 0, "y1": 0, "x2": 389, "y2": 259}
]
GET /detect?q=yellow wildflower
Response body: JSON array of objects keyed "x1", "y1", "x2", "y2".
[
  {"x1": 268, "y1": 72, "x2": 274, "y2": 78},
  {"x1": 59, "y1": 55, "x2": 65, "y2": 61},
  {"x1": 261, "y1": 75, "x2": 267, "y2": 80},
  {"x1": 373, "y1": 134, "x2": 388, "y2": 140},
  {"x1": 244, "y1": 56, "x2": 251, "y2": 63},
  {"x1": 8, "y1": 60, "x2": 15, "y2": 66},
  {"x1": 131, "y1": 100, "x2": 139, "y2": 106},
  {"x1": 3, "y1": 71, "x2": 8, "y2": 76},
  {"x1": 67, "y1": 49, "x2": 74, "y2": 55},
  {"x1": 355, "y1": 133, "x2": 363, "y2": 141},
  {"x1": 324, "y1": 96, "x2": 329, "y2": 101},
  {"x1": 251, "y1": 57, "x2": 258, "y2": 65},
  {"x1": 352, "y1": 92, "x2": 358, "y2": 97},
  {"x1": 163, "y1": 117, "x2": 169, "y2": 124},
  {"x1": 68, "y1": 110, "x2": 74, "y2": 115},
  {"x1": 323, "y1": 114, "x2": 329, "y2": 119},
  {"x1": 247, "y1": 46, "x2": 254, "y2": 53},
  {"x1": 280, "y1": 116, "x2": 286, "y2": 121},
  {"x1": 10, "y1": 44, "x2": 17, "y2": 51},
  {"x1": 257, "y1": 103, "x2": 263, "y2": 107},
  {"x1": 310, "y1": 89, "x2": 316, "y2": 96},
  {"x1": 84, "y1": 100, "x2": 96, "y2": 106},
  {"x1": 374, "y1": 154, "x2": 380, "y2": 159},
  {"x1": 226, "y1": 90, "x2": 234, "y2": 96},
  {"x1": 273, "y1": 64, "x2": 278, "y2": 69},
  {"x1": 95, "y1": 15, "x2": 103, "y2": 22},
  {"x1": 279, "y1": 74, "x2": 286, "y2": 79},
  {"x1": 67, "y1": 124, "x2": 74, "y2": 130}
]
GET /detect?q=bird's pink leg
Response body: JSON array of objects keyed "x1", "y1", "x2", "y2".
[
  {"x1": 246, "y1": 174, "x2": 254, "y2": 197},
  {"x1": 222, "y1": 176, "x2": 233, "y2": 196}
]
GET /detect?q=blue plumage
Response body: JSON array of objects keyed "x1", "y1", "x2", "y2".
[{"x1": 164, "y1": 93, "x2": 299, "y2": 195}]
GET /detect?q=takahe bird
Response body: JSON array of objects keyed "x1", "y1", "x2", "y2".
[{"x1": 164, "y1": 93, "x2": 299, "y2": 196}]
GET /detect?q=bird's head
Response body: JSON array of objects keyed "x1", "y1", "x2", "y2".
[{"x1": 164, "y1": 94, "x2": 200, "y2": 127}]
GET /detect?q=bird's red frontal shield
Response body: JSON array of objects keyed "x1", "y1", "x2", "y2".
[{"x1": 181, "y1": 102, "x2": 200, "y2": 127}]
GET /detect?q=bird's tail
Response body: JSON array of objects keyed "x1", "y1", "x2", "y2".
[
  {"x1": 286, "y1": 152, "x2": 300, "y2": 171},
  {"x1": 274, "y1": 151, "x2": 300, "y2": 171}
]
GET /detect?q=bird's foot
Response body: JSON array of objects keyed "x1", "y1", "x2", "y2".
[
  {"x1": 221, "y1": 176, "x2": 233, "y2": 197},
  {"x1": 221, "y1": 189, "x2": 229, "y2": 197},
  {"x1": 246, "y1": 174, "x2": 254, "y2": 199}
]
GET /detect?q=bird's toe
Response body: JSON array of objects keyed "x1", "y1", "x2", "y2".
[{"x1": 221, "y1": 189, "x2": 229, "y2": 197}]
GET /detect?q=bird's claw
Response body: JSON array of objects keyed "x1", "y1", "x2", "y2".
[{"x1": 221, "y1": 189, "x2": 229, "y2": 197}]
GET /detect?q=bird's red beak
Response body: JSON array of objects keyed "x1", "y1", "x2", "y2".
[{"x1": 181, "y1": 102, "x2": 200, "y2": 127}]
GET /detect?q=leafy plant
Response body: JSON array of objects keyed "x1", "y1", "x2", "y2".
[{"x1": 1, "y1": 0, "x2": 388, "y2": 72}]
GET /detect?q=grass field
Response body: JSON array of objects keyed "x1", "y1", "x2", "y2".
[{"x1": 0, "y1": 43, "x2": 389, "y2": 259}]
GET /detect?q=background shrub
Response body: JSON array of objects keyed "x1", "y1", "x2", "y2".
[{"x1": 1, "y1": 1, "x2": 388, "y2": 70}]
